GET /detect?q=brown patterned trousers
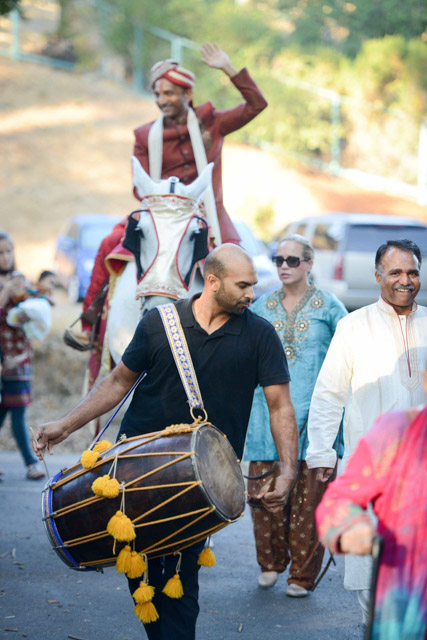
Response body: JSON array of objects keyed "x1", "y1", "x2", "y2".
[{"x1": 247, "y1": 460, "x2": 332, "y2": 591}]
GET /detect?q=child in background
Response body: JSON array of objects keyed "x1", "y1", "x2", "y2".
[
  {"x1": 0, "y1": 231, "x2": 50, "y2": 480},
  {"x1": 6, "y1": 269, "x2": 57, "y2": 341},
  {"x1": 37, "y1": 270, "x2": 57, "y2": 304}
]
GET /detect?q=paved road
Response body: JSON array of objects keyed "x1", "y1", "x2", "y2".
[{"x1": 0, "y1": 451, "x2": 365, "y2": 640}]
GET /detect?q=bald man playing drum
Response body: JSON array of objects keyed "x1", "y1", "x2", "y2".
[{"x1": 34, "y1": 244, "x2": 298, "y2": 640}]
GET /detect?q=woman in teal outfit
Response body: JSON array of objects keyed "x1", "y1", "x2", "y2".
[{"x1": 244, "y1": 234, "x2": 347, "y2": 596}]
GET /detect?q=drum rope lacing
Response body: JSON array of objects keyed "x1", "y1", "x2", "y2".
[{"x1": 51, "y1": 452, "x2": 197, "y2": 514}]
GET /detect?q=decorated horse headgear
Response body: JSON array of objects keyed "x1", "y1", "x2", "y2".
[{"x1": 150, "y1": 59, "x2": 196, "y2": 90}]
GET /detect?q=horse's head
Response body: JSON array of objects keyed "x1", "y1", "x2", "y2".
[{"x1": 131, "y1": 155, "x2": 213, "y2": 201}]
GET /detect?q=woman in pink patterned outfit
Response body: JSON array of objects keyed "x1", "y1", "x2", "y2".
[{"x1": 316, "y1": 371, "x2": 427, "y2": 640}]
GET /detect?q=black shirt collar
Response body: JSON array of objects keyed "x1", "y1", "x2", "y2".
[{"x1": 179, "y1": 294, "x2": 245, "y2": 335}]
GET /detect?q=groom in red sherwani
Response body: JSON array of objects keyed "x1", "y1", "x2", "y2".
[{"x1": 133, "y1": 41, "x2": 268, "y2": 245}]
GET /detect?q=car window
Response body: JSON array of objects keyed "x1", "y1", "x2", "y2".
[
  {"x1": 312, "y1": 223, "x2": 340, "y2": 250},
  {"x1": 66, "y1": 224, "x2": 80, "y2": 241},
  {"x1": 345, "y1": 224, "x2": 427, "y2": 253},
  {"x1": 295, "y1": 223, "x2": 307, "y2": 236},
  {"x1": 80, "y1": 224, "x2": 117, "y2": 251},
  {"x1": 275, "y1": 223, "x2": 307, "y2": 243}
]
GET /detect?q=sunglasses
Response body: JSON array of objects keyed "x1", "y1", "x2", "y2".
[{"x1": 272, "y1": 255, "x2": 310, "y2": 268}]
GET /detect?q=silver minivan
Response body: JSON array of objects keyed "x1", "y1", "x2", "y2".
[{"x1": 277, "y1": 213, "x2": 427, "y2": 310}]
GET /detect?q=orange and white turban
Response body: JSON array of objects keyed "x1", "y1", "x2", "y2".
[{"x1": 150, "y1": 59, "x2": 196, "y2": 90}]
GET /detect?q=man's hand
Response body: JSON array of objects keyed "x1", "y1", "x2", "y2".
[
  {"x1": 262, "y1": 383, "x2": 298, "y2": 511},
  {"x1": 257, "y1": 462, "x2": 295, "y2": 512},
  {"x1": 32, "y1": 420, "x2": 70, "y2": 458},
  {"x1": 315, "y1": 467, "x2": 334, "y2": 482},
  {"x1": 339, "y1": 522, "x2": 375, "y2": 555},
  {"x1": 200, "y1": 42, "x2": 238, "y2": 78}
]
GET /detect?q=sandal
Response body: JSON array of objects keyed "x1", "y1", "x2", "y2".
[{"x1": 26, "y1": 463, "x2": 46, "y2": 480}]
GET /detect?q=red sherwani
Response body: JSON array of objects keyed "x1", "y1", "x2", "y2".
[
  {"x1": 133, "y1": 68, "x2": 268, "y2": 244},
  {"x1": 81, "y1": 219, "x2": 131, "y2": 400},
  {"x1": 81, "y1": 220, "x2": 127, "y2": 332}
]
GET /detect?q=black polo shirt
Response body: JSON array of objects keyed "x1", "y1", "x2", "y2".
[{"x1": 119, "y1": 296, "x2": 290, "y2": 458}]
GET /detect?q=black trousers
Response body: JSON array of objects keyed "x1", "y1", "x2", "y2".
[{"x1": 127, "y1": 539, "x2": 206, "y2": 640}]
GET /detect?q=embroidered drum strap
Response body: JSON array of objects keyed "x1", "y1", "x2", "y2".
[{"x1": 157, "y1": 303, "x2": 204, "y2": 411}]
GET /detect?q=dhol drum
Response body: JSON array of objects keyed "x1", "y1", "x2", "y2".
[{"x1": 42, "y1": 423, "x2": 245, "y2": 571}]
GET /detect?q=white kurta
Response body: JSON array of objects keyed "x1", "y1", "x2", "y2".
[{"x1": 306, "y1": 296, "x2": 427, "y2": 590}]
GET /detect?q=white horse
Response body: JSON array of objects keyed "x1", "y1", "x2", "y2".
[{"x1": 106, "y1": 157, "x2": 214, "y2": 365}]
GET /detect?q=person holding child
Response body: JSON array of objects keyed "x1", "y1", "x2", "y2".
[{"x1": 0, "y1": 231, "x2": 53, "y2": 480}]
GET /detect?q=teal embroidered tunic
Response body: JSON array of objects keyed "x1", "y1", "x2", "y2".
[{"x1": 243, "y1": 286, "x2": 347, "y2": 461}]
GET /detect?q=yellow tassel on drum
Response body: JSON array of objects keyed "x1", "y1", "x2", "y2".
[
  {"x1": 81, "y1": 449, "x2": 100, "y2": 469},
  {"x1": 107, "y1": 510, "x2": 136, "y2": 542},
  {"x1": 93, "y1": 439, "x2": 113, "y2": 453},
  {"x1": 127, "y1": 551, "x2": 147, "y2": 579},
  {"x1": 163, "y1": 574, "x2": 184, "y2": 599},
  {"x1": 116, "y1": 545, "x2": 132, "y2": 574},
  {"x1": 91, "y1": 474, "x2": 110, "y2": 496},
  {"x1": 198, "y1": 547, "x2": 216, "y2": 567},
  {"x1": 133, "y1": 581, "x2": 155, "y2": 604},
  {"x1": 163, "y1": 552, "x2": 184, "y2": 599},
  {"x1": 102, "y1": 477, "x2": 120, "y2": 499},
  {"x1": 133, "y1": 577, "x2": 158, "y2": 624},
  {"x1": 116, "y1": 547, "x2": 147, "y2": 578},
  {"x1": 134, "y1": 601, "x2": 159, "y2": 624}
]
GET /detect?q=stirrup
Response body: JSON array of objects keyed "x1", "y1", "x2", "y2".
[{"x1": 63, "y1": 323, "x2": 95, "y2": 351}]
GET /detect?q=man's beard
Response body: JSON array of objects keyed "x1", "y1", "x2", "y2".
[{"x1": 216, "y1": 285, "x2": 248, "y2": 316}]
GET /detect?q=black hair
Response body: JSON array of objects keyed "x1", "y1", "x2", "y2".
[
  {"x1": 203, "y1": 253, "x2": 227, "y2": 279},
  {"x1": 38, "y1": 270, "x2": 56, "y2": 282},
  {"x1": 375, "y1": 239, "x2": 422, "y2": 270}
]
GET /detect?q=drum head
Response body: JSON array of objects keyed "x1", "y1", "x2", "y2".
[{"x1": 193, "y1": 424, "x2": 245, "y2": 522}]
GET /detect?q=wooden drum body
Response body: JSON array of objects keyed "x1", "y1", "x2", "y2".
[{"x1": 42, "y1": 423, "x2": 245, "y2": 571}]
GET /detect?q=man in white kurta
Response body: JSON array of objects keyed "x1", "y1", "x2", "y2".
[{"x1": 306, "y1": 239, "x2": 427, "y2": 622}]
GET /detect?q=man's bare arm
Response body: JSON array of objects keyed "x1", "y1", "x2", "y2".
[
  {"x1": 33, "y1": 362, "x2": 141, "y2": 458},
  {"x1": 260, "y1": 383, "x2": 299, "y2": 510}
]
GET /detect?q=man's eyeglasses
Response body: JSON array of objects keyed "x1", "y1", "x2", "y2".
[{"x1": 272, "y1": 255, "x2": 310, "y2": 268}]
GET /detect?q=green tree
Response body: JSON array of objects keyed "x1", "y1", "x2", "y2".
[
  {"x1": 0, "y1": 0, "x2": 20, "y2": 16},
  {"x1": 253, "y1": 200, "x2": 276, "y2": 241},
  {"x1": 353, "y1": 36, "x2": 427, "y2": 116},
  {"x1": 256, "y1": 0, "x2": 427, "y2": 55},
  {"x1": 50, "y1": 0, "x2": 426, "y2": 184},
  {"x1": 57, "y1": 0, "x2": 75, "y2": 38}
]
